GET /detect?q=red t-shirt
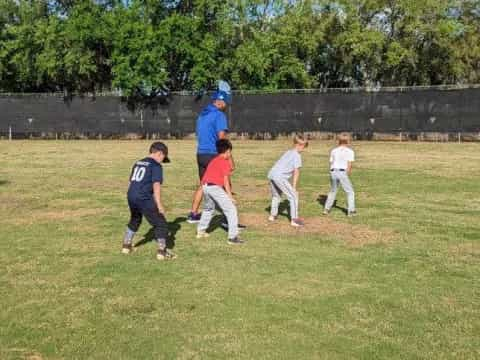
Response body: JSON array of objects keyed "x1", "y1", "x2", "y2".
[{"x1": 201, "y1": 155, "x2": 232, "y2": 186}]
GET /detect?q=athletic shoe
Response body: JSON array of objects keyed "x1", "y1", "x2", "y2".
[
  {"x1": 291, "y1": 218, "x2": 305, "y2": 227},
  {"x1": 121, "y1": 243, "x2": 134, "y2": 254},
  {"x1": 187, "y1": 212, "x2": 201, "y2": 224},
  {"x1": 228, "y1": 237, "x2": 245, "y2": 245},
  {"x1": 157, "y1": 248, "x2": 177, "y2": 260},
  {"x1": 268, "y1": 215, "x2": 277, "y2": 222},
  {"x1": 323, "y1": 209, "x2": 330, "y2": 215},
  {"x1": 347, "y1": 211, "x2": 357, "y2": 217},
  {"x1": 196, "y1": 231, "x2": 210, "y2": 239}
]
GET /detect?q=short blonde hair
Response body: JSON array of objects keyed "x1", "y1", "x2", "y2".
[
  {"x1": 293, "y1": 134, "x2": 309, "y2": 148},
  {"x1": 337, "y1": 132, "x2": 351, "y2": 145}
]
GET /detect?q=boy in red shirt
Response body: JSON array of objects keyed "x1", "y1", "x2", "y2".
[{"x1": 196, "y1": 139, "x2": 244, "y2": 244}]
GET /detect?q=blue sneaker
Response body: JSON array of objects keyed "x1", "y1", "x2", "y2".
[{"x1": 187, "y1": 212, "x2": 201, "y2": 224}]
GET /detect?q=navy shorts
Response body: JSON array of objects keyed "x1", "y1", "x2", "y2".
[{"x1": 197, "y1": 153, "x2": 217, "y2": 180}]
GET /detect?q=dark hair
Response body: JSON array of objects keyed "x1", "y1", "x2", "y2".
[
  {"x1": 149, "y1": 141, "x2": 167, "y2": 154},
  {"x1": 216, "y1": 139, "x2": 232, "y2": 154}
]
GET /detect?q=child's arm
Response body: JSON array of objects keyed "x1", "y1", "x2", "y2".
[
  {"x1": 153, "y1": 182, "x2": 166, "y2": 214},
  {"x1": 347, "y1": 161, "x2": 353, "y2": 175},
  {"x1": 292, "y1": 168, "x2": 300, "y2": 190},
  {"x1": 229, "y1": 156, "x2": 235, "y2": 192},
  {"x1": 347, "y1": 149, "x2": 354, "y2": 175},
  {"x1": 224, "y1": 175, "x2": 236, "y2": 202}
]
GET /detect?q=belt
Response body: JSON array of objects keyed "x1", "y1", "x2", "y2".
[
  {"x1": 205, "y1": 183, "x2": 218, "y2": 186},
  {"x1": 330, "y1": 168, "x2": 345, "y2": 172}
]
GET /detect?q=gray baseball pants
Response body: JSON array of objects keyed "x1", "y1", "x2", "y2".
[
  {"x1": 198, "y1": 184, "x2": 239, "y2": 240},
  {"x1": 324, "y1": 170, "x2": 355, "y2": 213},
  {"x1": 269, "y1": 178, "x2": 299, "y2": 219}
]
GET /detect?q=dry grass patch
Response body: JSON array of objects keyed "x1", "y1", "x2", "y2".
[
  {"x1": 6, "y1": 208, "x2": 106, "y2": 225},
  {"x1": 449, "y1": 243, "x2": 480, "y2": 259},
  {"x1": 241, "y1": 212, "x2": 395, "y2": 247},
  {"x1": 26, "y1": 353, "x2": 43, "y2": 360},
  {"x1": 235, "y1": 181, "x2": 271, "y2": 201}
]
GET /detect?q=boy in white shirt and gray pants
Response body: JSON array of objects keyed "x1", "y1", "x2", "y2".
[
  {"x1": 268, "y1": 135, "x2": 308, "y2": 227},
  {"x1": 324, "y1": 133, "x2": 356, "y2": 216}
]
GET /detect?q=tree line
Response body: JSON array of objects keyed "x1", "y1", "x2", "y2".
[{"x1": 0, "y1": 0, "x2": 479, "y2": 95}]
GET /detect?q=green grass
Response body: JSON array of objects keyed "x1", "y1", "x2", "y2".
[{"x1": 0, "y1": 140, "x2": 478, "y2": 359}]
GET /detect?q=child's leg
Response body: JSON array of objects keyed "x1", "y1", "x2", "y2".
[
  {"x1": 269, "y1": 180, "x2": 283, "y2": 217},
  {"x1": 338, "y1": 173, "x2": 355, "y2": 213},
  {"x1": 197, "y1": 186, "x2": 215, "y2": 233},
  {"x1": 124, "y1": 202, "x2": 142, "y2": 245},
  {"x1": 324, "y1": 173, "x2": 339, "y2": 211},
  {"x1": 143, "y1": 206, "x2": 169, "y2": 249},
  {"x1": 273, "y1": 179, "x2": 299, "y2": 219},
  {"x1": 208, "y1": 185, "x2": 239, "y2": 240}
]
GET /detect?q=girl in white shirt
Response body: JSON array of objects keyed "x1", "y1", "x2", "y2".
[{"x1": 324, "y1": 133, "x2": 356, "y2": 216}]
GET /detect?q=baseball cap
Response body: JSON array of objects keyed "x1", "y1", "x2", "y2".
[
  {"x1": 211, "y1": 90, "x2": 231, "y2": 104},
  {"x1": 149, "y1": 142, "x2": 170, "y2": 163}
]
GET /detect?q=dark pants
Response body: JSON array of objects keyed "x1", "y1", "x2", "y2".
[
  {"x1": 127, "y1": 199, "x2": 168, "y2": 240},
  {"x1": 197, "y1": 153, "x2": 217, "y2": 180}
]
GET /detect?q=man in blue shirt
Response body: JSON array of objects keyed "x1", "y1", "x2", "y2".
[
  {"x1": 122, "y1": 142, "x2": 176, "y2": 260},
  {"x1": 187, "y1": 89, "x2": 233, "y2": 223}
]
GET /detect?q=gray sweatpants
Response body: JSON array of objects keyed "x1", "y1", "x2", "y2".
[
  {"x1": 269, "y1": 178, "x2": 299, "y2": 219},
  {"x1": 198, "y1": 185, "x2": 239, "y2": 240},
  {"x1": 324, "y1": 170, "x2": 355, "y2": 213}
]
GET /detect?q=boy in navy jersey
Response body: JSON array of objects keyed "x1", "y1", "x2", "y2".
[{"x1": 122, "y1": 142, "x2": 176, "y2": 260}]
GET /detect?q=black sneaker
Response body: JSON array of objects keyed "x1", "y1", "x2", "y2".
[
  {"x1": 187, "y1": 212, "x2": 201, "y2": 224},
  {"x1": 347, "y1": 211, "x2": 357, "y2": 217},
  {"x1": 121, "y1": 243, "x2": 134, "y2": 254},
  {"x1": 228, "y1": 237, "x2": 245, "y2": 245},
  {"x1": 157, "y1": 248, "x2": 177, "y2": 260}
]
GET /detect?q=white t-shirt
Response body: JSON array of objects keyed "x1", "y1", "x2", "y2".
[
  {"x1": 330, "y1": 146, "x2": 354, "y2": 170},
  {"x1": 268, "y1": 149, "x2": 302, "y2": 180}
]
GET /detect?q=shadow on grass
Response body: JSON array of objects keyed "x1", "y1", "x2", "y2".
[
  {"x1": 206, "y1": 214, "x2": 226, "y2": 233},
  {"x1": 317, "y1": 195, "x2": 348, "y2": 215},
  {"x1": 264, "y1": 200, "x2": 290, "y2": 220},
  {"x1": 0, "y1": 180, "x2": 9, "y2": 186},
  {"x1": 204, "y1": 213, "x2": 248, "y2": 234},
  {"x1": 134, "y1": 216, "x2": 186, "y2": 250}
]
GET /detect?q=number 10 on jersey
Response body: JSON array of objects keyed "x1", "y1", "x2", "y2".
[{"x1": 131, "y1": 166, "x2": 146, "y2": 182}]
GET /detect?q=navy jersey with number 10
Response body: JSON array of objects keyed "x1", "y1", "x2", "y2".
[{"x1": 127, "y1": 157, "x2": 163, "y2": 202}]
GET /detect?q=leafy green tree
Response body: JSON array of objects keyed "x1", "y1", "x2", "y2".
[
  {"x1": 110, "y1": 2, "x2": 168, "y2": 96},
  {"x1": 1, "y1": 0, "x2": 480, "y2": 93}
]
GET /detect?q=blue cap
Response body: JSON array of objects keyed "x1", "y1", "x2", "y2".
[{"x1": 211, "y1": 90, "x2": 231, "y2": 104}]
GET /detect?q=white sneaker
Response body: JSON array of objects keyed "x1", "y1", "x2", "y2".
[
  {"x1": 268, "y1": 215, "x2": 277, "y2": 222},
  {"x1": 157, "y1": 248, "x2": 177, "y2": 260},
  {"x1": 121, "y1": 243, "x2": 134, "y2": 254}
]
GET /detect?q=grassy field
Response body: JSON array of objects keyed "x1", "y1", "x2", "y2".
[{"x1": 0, "y1": 140, "x2": 478, "y2": 360}]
